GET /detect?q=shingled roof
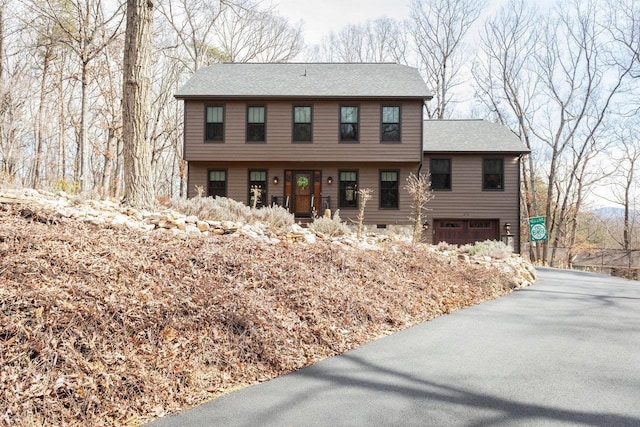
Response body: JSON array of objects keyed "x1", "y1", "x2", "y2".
[
  {"x1": 423, "y1": 120, "x2": 530, "y2": 153},
  {"x1": 175, "y1": 63, "x2": 432, "y2": 99}
]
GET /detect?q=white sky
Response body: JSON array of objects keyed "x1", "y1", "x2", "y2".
[{"x1": 272, "y1": 0, "x2": 413, "y2": 47}]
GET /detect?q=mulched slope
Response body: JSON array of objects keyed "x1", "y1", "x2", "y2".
[{"x1": 0, "y1": 204, "x2": 516, "y2": 426}]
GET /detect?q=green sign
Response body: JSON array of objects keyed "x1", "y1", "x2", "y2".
[{"x1": 528, "y1": 216, "x2": 548, "y2": 242}]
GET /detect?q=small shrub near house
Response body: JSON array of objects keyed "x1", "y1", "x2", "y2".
[
  {"x1": 165, "y1": 196, "x2": 294, "y2": 232},
  {"x1": 463, "y1": 240, "x2": 513, "y2": 259},
  {"x1": 436, "y1": 241, "x2": 459, "y2": 252},
  {"x1": 252, "y1": 205, "x2": 296, "y2": 233},
  {"x1": 308, "y1": 210, "x2": 350, "y2": 237}
]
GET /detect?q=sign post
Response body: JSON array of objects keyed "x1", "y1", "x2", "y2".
[{"x1": 528, "y1": 216, "x2": 548, "y2": 242}]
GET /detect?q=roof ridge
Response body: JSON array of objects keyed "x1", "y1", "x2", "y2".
[
  {"x1": 218, "y1": 62, "x2": 403, "y2": 65},
  {"x1": 423, "y1": 119, "x2": 485, "y2": 122}
]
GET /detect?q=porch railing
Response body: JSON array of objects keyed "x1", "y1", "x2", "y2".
[
  {"x1": 321, "y1": 196, "x2": 331, "y2": 211},
  {"x1": 271, "y1": 195, "x2": 290, "y2": 209},
  {"x1": 270, "y1": 195, "x2": 331, "y2": 214}
]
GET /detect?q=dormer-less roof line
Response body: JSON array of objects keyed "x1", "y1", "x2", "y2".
[
  {"x1": 175, "y1": 62, "x2": 432, "y2": 99},
  {"x1": 423, "y1": 119, "x2": 530, "y2": 154}
]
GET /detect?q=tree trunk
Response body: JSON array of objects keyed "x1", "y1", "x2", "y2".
[
  {"x1": 179, "y1": 159, "x2": 186, "y2": 198},
  {"x1": 0, "y1": 1, "x2": 4, "y2": 81},
  {"x1": 122, "y1": 0, "x2": 155, "y2": 208},
  {"x1": 101, "y1": 128, "x2": 116, "y2": 197},
  {"x1": 33, "y1": 44, "x2": 52, "y2": 189},
  {"x1": 78, "y1": 60, "x2": 90, "y2": 192},
  {"x1": 58, "y1": 70, "x2": 66, "y2": 182}
]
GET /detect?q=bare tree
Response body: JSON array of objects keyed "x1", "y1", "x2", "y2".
[
  {"x1": 0, "y1": 0, "x2": 31, "y2": 183},
  {"x1": 158, "y1": 0, "x2": 303, "y2": 69},
  {"x1": 156, "y1": 0, "x2": 227, "y2": 73},
  {"x1": 307, "y1": 17, "x2": 409, "y2": 63},
  {"x1": 474, "y1": 0, "x2": 636, "y2": 266},
  {"x1": 35, "y1": 0, "x2": 124, "y2": 192},
  {"x1": 410, "y1": 0, "x2": 486, "y2": 119},
  {"x1": 601, "y1": 123, "x2": 640, "y2": 251},
  {"x1": 94, "y1": 42, "x2": 123, "y2": 197},
  {"x1": 534, "y1": 0, "x2": 634, "y2": 266},
  {"x1": 608, "y1": 0, "x2": 640, "y2": 81},
  {"x1": 405, "y1": 173, "x2": 434, "y2": 244},
  {"x1": 215, "y1": 4, "x2": 303, "y2": 63},
  {"x1": 472, "y1": 0, "x2": 542, "y2": 261},
  {"x1": 121, "y1": 0, "x2": 154, "y2": 208},
  {"x1": 356, "y1": 188, "x2": 372, "y2": 239},
  {"x1": 26, "y1": 16, "x2": 62, "y2": 189}
]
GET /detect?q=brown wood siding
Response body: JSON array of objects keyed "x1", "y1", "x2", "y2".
[
  {"x1": 183, "y1": 99, "x2": 423, "y2": 163},
  {"x1": 424, "y1": 154, "x2": 521, "y2": 250},
  {"x1": 187, "y1": 161, "x2": 419, "y2": 225}
]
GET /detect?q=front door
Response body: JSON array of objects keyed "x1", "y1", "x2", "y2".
[
  {"x1": 293, "y1": 171, "x2": 312, "y2": 216},
  {"x1": 285, "y1": 170, "x2": 322, "y2": 217}
]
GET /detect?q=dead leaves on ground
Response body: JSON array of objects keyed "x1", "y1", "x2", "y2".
[{"x1": 0, "y1": 204, "x2": 514, "y2": 425}]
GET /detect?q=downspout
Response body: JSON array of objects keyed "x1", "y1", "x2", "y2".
[
  {"x1": 517, "y1": 152, "x2": 523, "y2": 254},
  {"x1": 182, "y1": 99, "x2": 188, "y2": 198},
  {"x1": 418, "y1": 116, "x2": 424, "y2": 174}
]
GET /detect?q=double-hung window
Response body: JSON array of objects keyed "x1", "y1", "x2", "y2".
[
  {"x1": 208, "y1": 170, "x2": 227, "y2": 198},
  {"x1": 380, "y1": 170, "x2": 399, "y2": 209},
  {"x1": 248, "y1": 170, "x2": 267, "y2": 208},
  {"x1": 247, "y1": 106, "x2": 266, "y2": 142},
  {"x1": 338, "y1": 171, "x2": 358, "y2": 208},
  {"x1": 381, "y1": 106, "x2": 400, "y2": 142},
  {"x1": 340, "y1": 106, "x2": 359, "y2": 142},
  {"x1": 293, "y1": 106, "x2": 312, "y2": 142},
  {"x1": 430, "y1": 158, "x2": 451, "y2": 190},
  {"x1": 483, "y1": 158, "x2": 504, "y2": 190},
  {"x1": 205, "y1": 106, "x2": 224, "y2": 141}
]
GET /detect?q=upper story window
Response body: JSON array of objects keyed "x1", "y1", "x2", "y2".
[
  {"x1": 205, "y1": 106, "x2": 224, "y2": 142},
  {"x1": 339, "y1": 171, "x2": 358, "y2": 208},
  {"x1": 293, "y1": 106, "x2": 312, "y2": 142},
  {"x1": 340, "y1": 106, "x2": 359, "y2": 142},
  {"x1": 381, "y1": 106, "x2": 400, "y2": 142},
  {"x1": 483, "y1": 158, "x2": 504, "y2": 190},
  {"x1": 248, "y1": 170, "x2": 267, "y2": 208},
  {"x1": 380, "y1": 170, "x2": 399, "y2": 209},
  {"x1": 430, "y1": 158, "x2": 451, "y2": 190},
  {"x1": 247, "y1": 106, "x2": 266, "y2": 142},
  {"x1": 208, "y1": 170, "x2": 227, "y2": 198}
]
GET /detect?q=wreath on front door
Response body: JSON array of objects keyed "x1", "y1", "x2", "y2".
[{"x1": 296, "y1": 176, "x2": 309, "y2": 190}]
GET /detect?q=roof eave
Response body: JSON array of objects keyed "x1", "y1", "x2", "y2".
[
  {"x1": 175, "y1": 94, "x2": 432, "y2": 100},
  {"x1": 422, "y1": 149, "x2": 531, "y2": 154}
]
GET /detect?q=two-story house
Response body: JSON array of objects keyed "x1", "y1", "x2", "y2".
[
  {"x1": 175, "y1": 63, "x2": 529, "y2": 251},
  {"x1": 175, "y1": 62, "x2": 430, "y2": 224}
]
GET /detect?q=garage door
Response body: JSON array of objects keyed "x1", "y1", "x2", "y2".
[{"x1": 433, "y1": 219, "x2": 499, "y2": 246}]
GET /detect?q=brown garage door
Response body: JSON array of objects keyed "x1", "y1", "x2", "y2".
[{"x1": 433, "y1": 219, "x2": 499, "y2": 246}]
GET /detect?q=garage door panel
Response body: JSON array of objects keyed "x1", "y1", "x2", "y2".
[{"x1": 434, "y1": 219, "x2": 499, "y2": 246}]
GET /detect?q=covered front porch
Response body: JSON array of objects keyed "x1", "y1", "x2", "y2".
[
  {"x1": 186, "y1": 160, "x2": 419, "y2": 227},
  {"x1": 269, "y1": 169, "x2": 331, "y2": 218}
]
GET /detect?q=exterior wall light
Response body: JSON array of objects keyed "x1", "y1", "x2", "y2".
[
  {"x1": 272, "y1": 176, "x2": 279, "y2": 185},
  {"x1": 327, "y1": 176, "x2": 333, "y2": 185}
]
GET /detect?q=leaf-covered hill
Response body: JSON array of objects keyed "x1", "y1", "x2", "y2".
[{"x1": 0, "y1": 203, "x2": 522, "y2": 426}]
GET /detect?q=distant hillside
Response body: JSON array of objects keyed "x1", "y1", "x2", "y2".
[{"x1": 592, "y1": 206, "x2": 638, "y2": 219}]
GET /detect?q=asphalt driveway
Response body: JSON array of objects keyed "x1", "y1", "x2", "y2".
[{"x1": 150, "y1": 268, "x2": 640, "y2": 426}]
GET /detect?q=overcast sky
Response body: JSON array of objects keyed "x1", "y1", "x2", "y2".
[{"x1": 272, "y1": 0, "x2": 413, "y2": 47}]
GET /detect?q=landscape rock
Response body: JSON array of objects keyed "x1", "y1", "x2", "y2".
[
  {"x1": 196, "y1": 221, "x2": 210, "y2": 232},
  {"x1": 0, "y1": 187, "x2": 538, "y2": 288}
]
